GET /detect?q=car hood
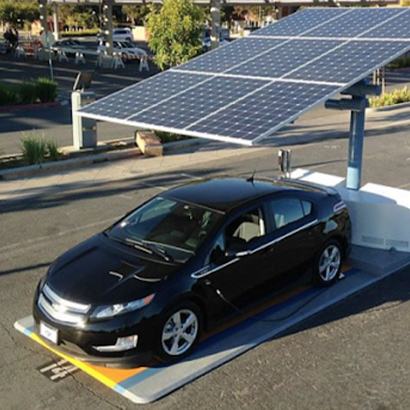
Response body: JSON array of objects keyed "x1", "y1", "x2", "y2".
[{"x1": 46, "y1": 234, "x2": 179, "y2": 305}]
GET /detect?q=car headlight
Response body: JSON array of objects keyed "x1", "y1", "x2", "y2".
[{"x1": 91, "y1": 294, "x2": 155, "y2": 319}]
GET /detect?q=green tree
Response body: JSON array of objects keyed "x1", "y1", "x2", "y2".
[
  {"x1": 0, "y1": 0, "x2": 38, "y2": 24},
  {"x1": 123, "y1": 4, "x2": 149, "y2": 26},
  {"x1": 146, "y1": 0, "x2": 204, "y2": 70}
]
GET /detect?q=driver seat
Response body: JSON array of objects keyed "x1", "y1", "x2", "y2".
[{"x1": 232, "y1": 214, "x2": 261, "y2": 242}]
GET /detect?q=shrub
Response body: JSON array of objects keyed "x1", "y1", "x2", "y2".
[
  {"x1": 0, "y1": 84, "x2": 18, "y2": 106},
  {"x1": 370, "y1": 87, "x2": 410, "y2": 108},
  {"x1": 18, "y1": 81, "x2": 38, "y2": 104},
  {"x1": 388, "y1": 55, "x2": 410, "y2": 69},
  {"x1": 36, "y1": 78, "x2": 58, "y2": 103},
  {"x1": 21, "y1": 134, "x2": 47, "y2": 165},
  {"x1": 154, "y1": 131, "x2": 189, "y2": 143},
  {"x1": 0, "y1": 78, "x2": 57, "y2": 106},
  {"x1": 46, "y1": 140, "x2": 62, "y2": 161}
]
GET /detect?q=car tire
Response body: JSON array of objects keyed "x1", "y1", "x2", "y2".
[
  {"x1": 154, "y1": 301, "x2": 202, "y2": 363},
  {"x1": 313, "y1": 239, "x2": 343, "y2": 286}
]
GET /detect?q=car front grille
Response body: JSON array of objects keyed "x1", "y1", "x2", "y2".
[{"x1": 38, "y1": 284, "x2": 91, "y2": 325}]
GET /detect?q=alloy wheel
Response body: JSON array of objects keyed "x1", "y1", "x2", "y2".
[
  {"x1": 318, "y1": 244, "x2": 341, "y2": 282},
  {"x1": 161, "y1": 309, "x2": 199, "y2": 356}
]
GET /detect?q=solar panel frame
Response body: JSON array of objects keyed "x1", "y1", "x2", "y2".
[{"x1": 78, "y1": 7, "x2": 410, "y2": 146}]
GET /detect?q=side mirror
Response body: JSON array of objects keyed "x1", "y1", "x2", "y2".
[{"x1": 225, "y1": 237, "x2": 251, "y2": 258}]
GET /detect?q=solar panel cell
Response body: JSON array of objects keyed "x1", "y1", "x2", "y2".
[
  {"x1": 188, "y1": 82, "x2": 339, "y2": 142},
  {"x1": 253, "y1": 8, "x2": 349, "y2": 37},
  {"x1": 174, "y1": 37, "x2": 285, "y2": 73},
  {"x1": 361, "y1": 9, "x2": 410, "y2": 38},
  {"x1": 307, "y1": 8, "x2": 402, "y2": 38},
  {"x1": 127, "y1": 76, "x2": 264, "y2": 129},
  {"x1": 228, "y1": 39, "x2": 342, "y2": 79},
  {"x1": 289, "y1": 40, "x2": 410, "y2": 83},
  {"x1": 79, "y1": 71, "x2": 210, "y2": 120}
]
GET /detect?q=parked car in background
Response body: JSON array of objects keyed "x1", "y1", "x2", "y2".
[
  {"x1": 51, "y1": 38, "x2": 87, "y2": 57},
  {"x1": 33, "y1": 177, "x2": 351, "y2": 367},
  {"x1": 97, "y1": 40, "x2": 146, "y2": 61},
  {"x1": 97, "y1": 27, "x2": 134, "y2": 42}
]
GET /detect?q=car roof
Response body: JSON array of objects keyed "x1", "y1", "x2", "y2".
[{"x1": 162, "y1": 177, "x2": 328, "y2": 213}]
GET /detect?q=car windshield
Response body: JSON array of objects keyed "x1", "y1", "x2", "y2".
[{"x1": 106, "y1": 197, "x2": 221, "y2": 261}]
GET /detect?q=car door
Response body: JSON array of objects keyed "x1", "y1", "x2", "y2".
[
  {"x1": 197, "y1": 204, "x2": 277, "y2": 319},
  {"x1": 267, "y1": 195, "x2": 320, "y2": 288}
]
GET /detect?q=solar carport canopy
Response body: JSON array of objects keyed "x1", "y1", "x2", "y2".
[{"x1": 79, "y1": 7, "x2": 410, "y2": 146}]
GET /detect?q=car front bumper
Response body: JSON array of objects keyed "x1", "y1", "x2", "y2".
[{"x1": 33, "y1": 292, "x2": 160, "y2": 368}]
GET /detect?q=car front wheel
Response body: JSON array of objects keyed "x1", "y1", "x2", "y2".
[
  {"x1": 314, "y1": 240, "x2": 342, "y2": 286},
  {"x1": 155, "y1": 302, "x2": 202, "y2": 363}
]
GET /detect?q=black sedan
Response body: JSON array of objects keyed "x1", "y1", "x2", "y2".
[{"x1": 33, "y1": 177, "x2": 351, "y2": 367}]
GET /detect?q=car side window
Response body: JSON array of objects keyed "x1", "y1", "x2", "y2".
[
  {"x1": 225, "y1": 207, "x2": 265, "y2": 244},
  {"x1": 206, "y1": 232, "x2": 226, "y2": 265},
  {"x1": 269, "y1": 198, "x2": 306, "y2": 229},
  {"x1": 301, "y1": 200, "x2": 312, "y2": 216}
]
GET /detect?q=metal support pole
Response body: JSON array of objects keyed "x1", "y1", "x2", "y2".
[
  {"x1": 52, "y1": 2, "x2": 59, "y2": 41},
  {"x1": 102, "y1": 0, "x2": 114, "y2": 56},
  {"x1": 210, "y1": 0, "x2": 221, "y2": 50},
  {"x1": 346, "y1": 96, "x2": 366, "y2": 190},
  {"x1": 274, "y1": 4, "x2": 282, "y2": 21},
  {"x1": 38, "y1": 0, "x2": 54, "y2": 80},
  {"x1": 38, "y1": 0, "x2": 47, "y2": 34},
  {"x1": 326, "y1": 80, "x2": 380, "y2": 191}
]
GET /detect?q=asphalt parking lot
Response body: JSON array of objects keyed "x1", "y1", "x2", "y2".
[{"x1": 1, "y1": 115, "x2": 410, "y2": 409}]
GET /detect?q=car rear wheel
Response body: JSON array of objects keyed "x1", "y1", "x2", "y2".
[
  {"x1": 314, "y1": 240, "x2": 342, "y2": 286},
  {"x1": 155, "y1": 302, "x2": 202, "y2": 363}
]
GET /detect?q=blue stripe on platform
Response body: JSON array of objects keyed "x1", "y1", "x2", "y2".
[
  {"x1": 24, "y1": 325, "x2": 34, "y2": 336},
  {"x1": 119, "y1": 268, "x2": 357, "y2": 390}
]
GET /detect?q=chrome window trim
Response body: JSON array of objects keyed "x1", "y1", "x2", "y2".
[
  {"x1": 43, "y1": 284, "x2": 90, "y2": 313},
  {"x1": 191, "y1": 219, "x2": 319, "y2": 280},
  {"x1": 252, "y1": 219, "x2": 319, "y2": 253},
  {"x1": 333, "y1": 201, "x2": 347, "y2": 213}
]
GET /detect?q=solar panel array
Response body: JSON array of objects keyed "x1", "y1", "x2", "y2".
[{"x1": 79, "y1": 7, "x2": 410, "y2": 146}]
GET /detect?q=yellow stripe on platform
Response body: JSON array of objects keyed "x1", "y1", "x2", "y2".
[{"x1": 30, "y1": 333, "x2": 148, "y2": 387}]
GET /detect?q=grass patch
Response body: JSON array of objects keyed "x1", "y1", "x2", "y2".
[
  {"x1": 20, "y1": 132, "x2": 62, "y2": 165},
  {"x1": 46, "y1": 140, "x2": 62, "y2": 161},
  {"x1": 21, "y1": 134, "x2": 47, "y2": 165},
  {"x1": 370, "y1": 87, "x2": 410, "y2": 108}
]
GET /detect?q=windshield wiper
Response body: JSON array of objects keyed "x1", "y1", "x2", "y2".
[
  {"x1": 147, "y1": 243, "x2": 174, "y2": 262},
  {"x1": 126, "y1": 238, "x2": 173, "y2": 262}
]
